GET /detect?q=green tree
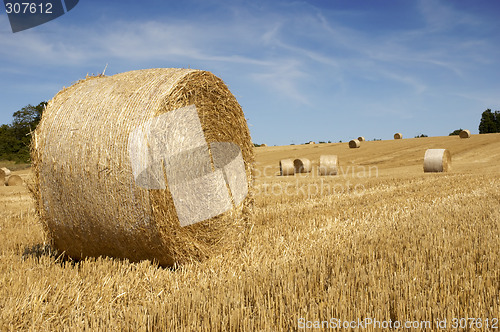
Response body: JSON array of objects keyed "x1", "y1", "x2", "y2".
[
  {"x1": 478, "y1": 109, "x2": 497, "y2": 134},
  {"x1": 0, "y1": 124, "x2": 16, "y2": 160},
  {"x1": 0, "y1": 101, "x2": 46, "y2": 163},
  {"x1": 12, "y1": 102, "x2": 45, "y2": 131},
  {"x1": 496, "y1": 111, "x2": 500, "y2": 132}
]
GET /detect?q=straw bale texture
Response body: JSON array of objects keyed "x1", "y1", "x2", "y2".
[
  {"x1": 0, "y1": 169, "x2": 5, "y2": 186},
  {"x1": 318, "y1": 155, "x2": 338, "y2": 176},
  {"x1": 279, "y1": 159, "x2": 295, "y2": 176},
  {"x1": 423, "y1": 149, "x2": 451, "y2": 173},
  {"x1": 293, "y1": 158, "x2": 312, "y2": 173},
  {"x1": 394, "y1": 133, "x2": 403, "y2": 139},
  {"x1": 357, "y1": 136, "x2": 365, "y2": 142},
  {"x1": 31, "y1": 68, "x2": 254, "y2": 266},
  {"x1": 6, "y1": 174, "x2": 23, "y2": 186},
  {"x1": 349, "y1": 139, "x2": 360, "y2": 148},
  {"x1": 459, "y1": 129, "x2": 471, "y2": 138},
  {"x1": 1, "y1": 167, "x2": 11, "y2": 176}
]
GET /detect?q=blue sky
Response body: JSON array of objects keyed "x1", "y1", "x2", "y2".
[{"x1": 1, "y1": 0, "x2": 499, "y2": 145}]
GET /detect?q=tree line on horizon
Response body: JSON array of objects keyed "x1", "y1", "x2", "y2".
[
  {"x1": 1, "y1": 103, "x2": 499, "y2": 163},
  {"x1": 0, "y1": 102, "x2": 46, "y2": 163},
  {"x1": 477, "y1": 109, "x2": 500, "y2": 134}
]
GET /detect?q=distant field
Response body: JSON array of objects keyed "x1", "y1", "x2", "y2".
[
  {"x1": 1, "y1": 133, "x2": 499, "y2": 331},
  {"x1": 0, "y1": 161, "x2": 31, "y2": 172}
]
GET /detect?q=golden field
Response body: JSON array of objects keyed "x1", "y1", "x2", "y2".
[{"x1": 1, "y1": 133, "x2": 499, "y2": 331}]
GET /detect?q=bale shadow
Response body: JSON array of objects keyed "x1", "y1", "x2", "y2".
[
  {"x1": 22, "y1": 243, "x2": 78, "y2": 267},
  {"x1": 21, "y1": 243, "x2": 180, "y2": 271}
]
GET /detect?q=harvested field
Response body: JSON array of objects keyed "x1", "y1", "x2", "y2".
[{"x1": 0, "y1": 133, "x2": 499, "y2": 331}]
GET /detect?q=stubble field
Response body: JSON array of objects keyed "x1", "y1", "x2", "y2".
[{"x1": 1, "y1": 133, "x2": 499, "y2": 331}]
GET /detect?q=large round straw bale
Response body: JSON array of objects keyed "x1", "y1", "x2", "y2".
[
  {"x1": 349, "y1": 139, "x2": 360, "y2": 148},
  {"x1": 0, "y1": 169, "x2": 5, "y2": 186},
  {"x1": 279, "y1": 159, "x2": 295, "y2": 176},
  {"x1": 357, "y1": 136, "x2": 365, "y2": 142},
  {"x1": 423, "y1": 149, "x2": 451, "y2": 173},
  {"x1": 318, "y1": 155, "x2": 338, "y2": 176},
  {"x1": 394, "y1": 133, "x2": 403, "y2": 139},
  {"x1": 293, "y1": 158, "x2": 312, "y2": 173},
  {"x1": 260, "y1": 143, "x2": 267, "y2": 147},
  {"x1": 6, "y1": 174, "x2": 23, "y2": 186},
  {"x1": 1, "y1": 167, "x2": 11, "y2": 177},
  {"x1": 31, "y1": 68, "x2": 254, "y2": 266},
  {"x1": 459, "y1": 129, "x2": 471, "y2": 138}
]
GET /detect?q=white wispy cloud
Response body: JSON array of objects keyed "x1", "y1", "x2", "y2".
[
  {"x1": 250, "y1": 59, "x2": 312, "y2": 106},
  {"x1": 0, "y1": 0, "x2": 498, "y2": 136},
  {"x1": 417, "y1": 0, "x2": 484, "y2": 32}
]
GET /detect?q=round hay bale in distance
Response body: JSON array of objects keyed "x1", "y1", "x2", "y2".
[
  {"x1": 357, "y1": 136, "x2": 365, "y2": 142},
  {"x1": 349, "y1": 139, "x2": 360, "y2": 148},
  {"x1": 1, "y1": 167, "x2": 11, "y2": 177},
  {"x1": 280, "y1": 159, "x2": 295, "y2": 176},
  {"x1": 318, "y1": 155, "x2": 338, "y2": 176},
  {"x1": 6, "y1": 174, "x2": 23, "y2": 186},
  {"x1": 31, "y1": 68, "x2": 254, "y2": 267},
  {"x1": 423, "y1": 149, "x2": 451, "y2": 173},
  {"x1": 459, "y1": 129, "x2": 471, "y2": 138},
  {"x1": 394, "y1": 133, "x2": 403, "y2": 139},
  {"x1": 293, "y1": 158, "x2": 312, "y2": 173}
]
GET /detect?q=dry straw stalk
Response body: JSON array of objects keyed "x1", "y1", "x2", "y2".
[
  {"x1": 31, "y1": 68, "x2": 254, "y2": 266},
  {"x1": 349, "y1": 139, "x2": 360, "y2": 148},
  {"x1": 423, "y1": 149, "x2": 451, "y2": 172},
  {"x1": 280, "y1": 159, "x2": 295, "y2": 176},
  {"x1": 293, "y1": 158, "x2": 312, "y2": 173},
  {"x1": 318, "y1": 155, "x2": 339, "y2": 176},
  {"x1": 394, "y1": 133, "x2": 403, "y2": 139},
  {"x1": 459, "y1": 129, "x2": 471, "y2": 138}
]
